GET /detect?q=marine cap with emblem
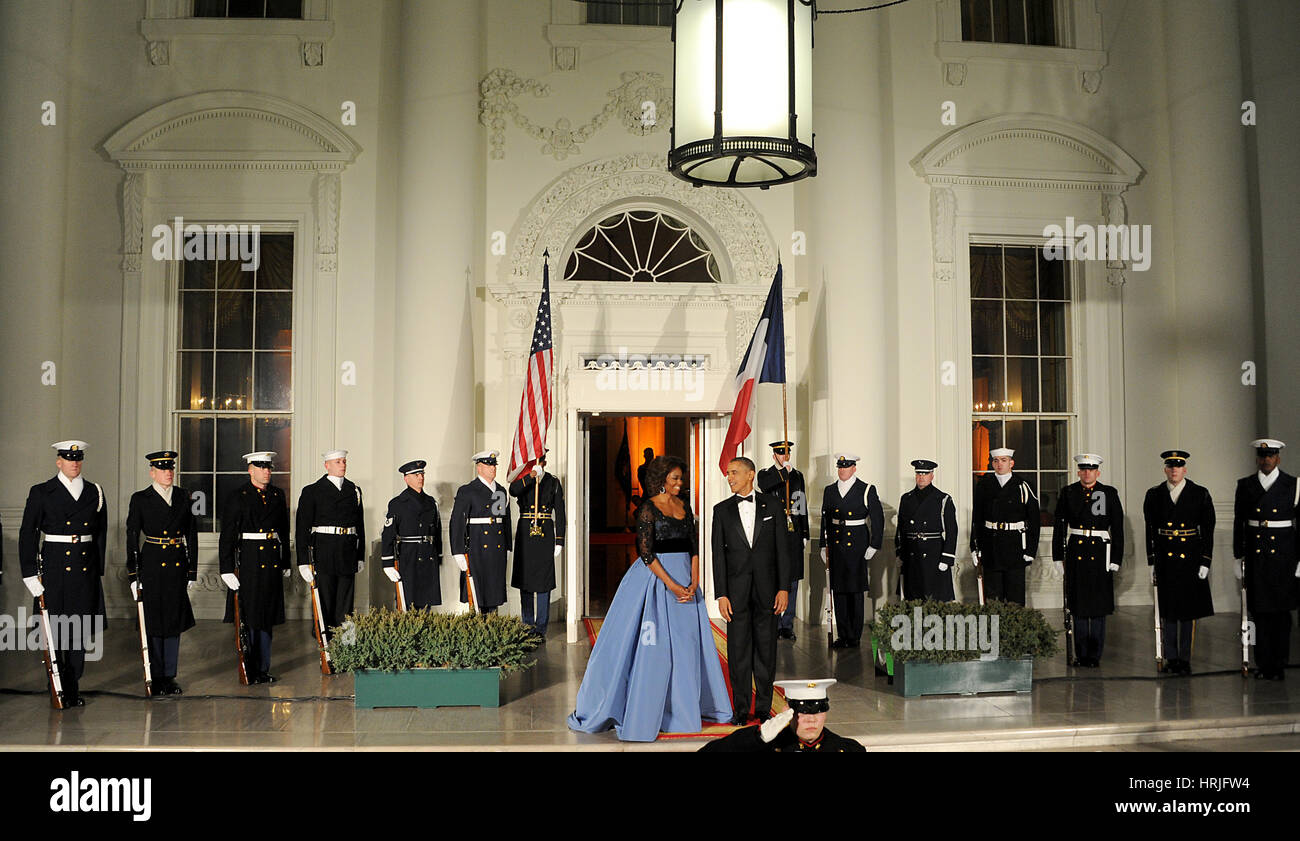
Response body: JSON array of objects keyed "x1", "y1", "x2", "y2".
[
  {"x1": 1252, "y1": 438, "x2": 1285, "y2": 456},
  {"x1": 146, "y1": 450, "x2": 178, "y2": 470},
  {"x1": 1072, "y1": 453, "x2": 1103, "y2": 469},
  {"x1": 834, "y1": 453, "x2": 859, "y2": 468},
  {"x1": 1161, "y1": 449, "x2": 1190, "y2": 467},
  {"x1": 774, "y1": 678, "x2": 836, "y2": 714},
  {"x1": 472, "y1": 450, "x2": 499, "y2": 466},
  {"x1": 910, "y1": 459, "x2": 938, "y2": 474},
  {"x1": 243, "y1": 451, "x2": 276, "y2": 468},
  {"x1": 398, "y1": 459, "x2": 426, "y2": 475},
  {"x1": 769, "y1": 440, "x2": 794, "y2": 455},
  {"x1": 52, "y1": 440, "x2": 89, "y2": 461}
]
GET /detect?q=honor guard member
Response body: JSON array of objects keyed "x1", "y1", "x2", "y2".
[
  {"x1": 19, "y1": 441, "x2": 108, "y2": 707},
  {"x1": 699, "y1": 679, "x2": 864, "y2": 752},
  {"x1": 971, "y1": 447, "x2": 1041, "y2": 605},
  {"x1": 1052, "y1": 454, "x2": 1124, "y2": 666},
  {"x1": 894, "y1": 460, "x2": 958, "y2": 601},
  {"x1": 757, "y1": 441, "x2": 809, "y2": 641},
  {"x1": 380, "y1": 460, "x2": 443, "y2": 610},
  {"x1": 1233, "y1": 439, "x2": 1299, "y2": 680},
  {"x1": 1143, "y1": 450, "x2": 1214, "y2": 675},
  {"x1": 296, "y1": 449, "x2": 366, "y2": 631},
  {"x1": 451, "y1": 450, "x2": 512, "y2": 613},
  {"x1": 219, "y1": 451, "x2": 291, "y2": 683},
  {"x1": 125, "y1": 451, "x2": 198, "y2": 695},
  {"x1": 509, "y1": 450, "x2": 565, "y2": 637},
  {"x1": 819, "y1": 454, "x2": 884, "y2": 648}
]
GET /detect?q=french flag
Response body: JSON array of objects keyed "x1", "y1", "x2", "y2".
[{"x1": 719, "y1": 265, "x2": 785, "y2": 474}]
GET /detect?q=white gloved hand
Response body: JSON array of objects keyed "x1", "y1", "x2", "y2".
[
  {"x1": 130, "y1": 581, "x2": 140, "y2": 600},
  {"x1": 971, "y1": 551, "x2": 981, "y2": 567},
  {"x1": 24, "y1": 576, "x2": 44, "y2": 597},
  {"x1": 283, "y1": 568, "x2": 291, "y2": 578},
  {"x1": 1149, "y1": 567, "x2": 1156, "y2": 585},
  {"x1": 356, "y1": 560, "x2": 364, "y2": 574},
  {"x1": 454, "y1": 554, "x2": 468, "y2": 572},
  {"x1": 1023, "y1": 554, "x2": 1035, "y2": 564},
  {"x1": 803, "y1": 538, "x2": 810, "y2": 549},
  {"x1": 820, "y1": 547, "x2": 829, "y2": 567},
  {"x1": 1234, "y1": 558, "x2": 1243, "y2": 580},
  {"x1": 1198, "y1": 565, "x2": 1210, "y2": 580},
  {"x1": 553, "y1": 544, "x2": 563, "y2": 558},
  {"x1": 532, "y1": 463, "x2": 543, "y2": 477},
  {"x1": 865, "y1": 547, "x2": 878, "y2": 561},
  {"x1": 298, "y1": 564, "x2": 314, "y2": 583},
  {"x1": 1294, "y1": 561, "x2": 1300, "y2": 579},
  {"x1": 1054, "y1": 560, "x2": 1064, "y2": 576},
  {"x1": 1106, "y1": 562, "x2": 1120, "y2": 572},
  {"x1": 222, "y1": 572, "x2": 240, "y2": 591},
  {"x1": 938, "y1": 562, "x2": 950, "y2": 572},
  {"x1": 187, "y1": 580, "x2": 196, "y2": 591},
  {"x1": 760, "y1": 707, "x2": 795, "y2": 743},
  {"x1": 384, "y1": 567, "x2": 400, "y2": 582}
]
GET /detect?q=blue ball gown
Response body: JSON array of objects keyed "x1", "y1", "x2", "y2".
[{"x1": 568, "y1": 499, "x2": 733, "y2": 741}]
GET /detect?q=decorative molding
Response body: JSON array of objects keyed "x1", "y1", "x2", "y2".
[
  {"x1": 148, "y1": 40, "x2": 170, "y2": 66},
  {"x1": 580, "y1": 354, "x2": 711, "y2": 371},
  {"x1": 489, "y1": 281, "x2": 803, "y2": 308},
  {"x1": 553, "y1": 46, "x2": 578, "y2": 72},
  {"x1": 140, "y1": 0, "x2": 334, "y2": 67},
  {"x1": 1101, "y1": 192, "x2": 1127, "y2": 283},
  {"x1": 931, "y1": 187, "x2": 955, "y2": 265},
  {"x1": 316, "y1": 254, "x2": 338, "y2": 273},
  {"x1": 1081, "y1": 69, "x2": 1102, "y2": 94},
  {"x1": 506, "y1": 153, "x2": 778, "y2": 288},
  {"x1": 122, "y1": 172, "x2": 145, "y2": 259},
  {"x1": 302, "y1": 41, "x2": 324, "y2": 67},
  {"x1": 314, "y1": 172, "x2": 340, "y2": 255},
  {"x1": 478, "y1": 68, "x2": 671, "y2": 161},
  {"x1": 944, "y1": 61, "x2": 966, "y2": 87}
]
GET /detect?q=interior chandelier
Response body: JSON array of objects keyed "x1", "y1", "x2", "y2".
[{"x1": 668, "y1": 0, "x2": 817, "y2": 189}]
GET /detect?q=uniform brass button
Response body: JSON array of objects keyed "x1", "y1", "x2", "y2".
[
  {"x1": 82, "y1": 567, "x2": 87, "y2": 572},
  {"x1": 1167, "y1": 523, "x2": 1172, "y2": 527},
  {"x1": 65, "y1": 566, "x2": 71, "y2": 571},
  {"x1": 261, "y1": 563, "x2": 266, "y2": 568},
  {"x1": 1180, "y1": 554, "x2": 1184, "y2": 558},
  {"x1": 66, "y1": 521, "x2": 70, "y2": 525},
  {"x1": 66, "y1": 550, "x2": 71, "y2": 556}
]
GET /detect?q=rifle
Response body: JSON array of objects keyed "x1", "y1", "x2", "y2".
[
  {"x1": 37, "y1": 589, "x2": 66, "y2": 710},
  {"x1": 133, "y1": 580, "x2": 153, "y2": 696},
  {"x1": 465, "y1": 553, "x2": 481, "y2": 615},
  {"x1": 394, "y1": 558, "x2": 408, "y2": 612},
  {"x1": 1063, "y1": 560, "x2": 1077, "y2": 667},
  {"x1": 232, "y1": 579, "x2": 250, "y2": 686},
  {"x1": 308, "y1": 551, "x2": 333, "y2": 674},
  {"x1": 1152, "y1": 571, "x2": 1164, "y2": 672},
  {"x1": 1240, "y1": 556, "x2": 1250, "y2": 678},
  {"x1": 974, "y1": 549, "x2": 986, "y2": 605}
]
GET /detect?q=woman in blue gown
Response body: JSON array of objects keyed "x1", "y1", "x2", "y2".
[{"x1": 568, "y1": 456, "x2": 733, "y2": 741}]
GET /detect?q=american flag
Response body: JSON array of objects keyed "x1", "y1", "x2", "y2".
[{"x1": 507, "y1": 258, "x2": 555, "y2": 483}]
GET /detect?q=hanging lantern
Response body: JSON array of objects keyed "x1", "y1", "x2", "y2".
[{"x1": 669, "y1": 0, "x2": 816, "y2": 189}]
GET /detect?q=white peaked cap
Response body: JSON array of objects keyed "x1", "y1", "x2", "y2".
[
  {"x1": 1073, "y1": 453, "x2": 1103, "y2": 467},
  {"x1": 243, "y1": 451, "x2": 276, "y2": 463},
  {"x1": 774, "y1": 678, "x2": 837, "y2": 701}
]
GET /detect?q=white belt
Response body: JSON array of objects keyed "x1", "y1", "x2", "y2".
[
  {"x1": 241, "y1": 531, "x2": 280, "y2": 541},
  {"x1": 1246, "y1": 519, "x2": 1294, "y2": 528},
  {"x1": 468, "y1": 517, "x2": 503, "y2": 525},
  {"x1": 984, "y1": 521, "x2": 1026, "y2": 531},
  {"x1": 311, "y1": 526, "x2": 357, "y2": 535},
  {"x1": 42, "y1": 533, "x2": 94, "y2": 544},
  {"x1": 395, "y1": 535, "x2": 437, "y2": 544},
  {"x1": 1067, "y1": 527, "x2": 1112, "y2": 570},
  {"x1": 830, "y1": 518, "x2": 867, "y2": 527}
]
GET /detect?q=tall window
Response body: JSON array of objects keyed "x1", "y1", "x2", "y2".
[
  {"x1": 961, "y1": 0, "x2": 1057, "y2": 46},
  {"x1": 175, "y1": 231, "x2": 294, "y2": 531},
  {"x1": 970, "y1": 243, "x2": 1072, "y2": 523},
  {"x1": 586, "y1": 0, "x2": 673, "y2": 27},
  {"x1": 193, "y1": 0, "x2": 303, "y2": 18},
  {"x1": 565, "y1": 210, "x2": 720, "y2": 283}
]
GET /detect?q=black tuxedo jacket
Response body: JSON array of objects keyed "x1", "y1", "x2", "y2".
[{"x1": 710, "y1": 492, "x2": 793, "y2": 604}]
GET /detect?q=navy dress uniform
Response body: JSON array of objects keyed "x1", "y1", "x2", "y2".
[
  {"x1": 125, "y1": 451, "x2": 198, "y2": 695},
  {"x1": 971, "y1": 447, "x2": 1041, "y2": 606},
  {"x1": 1234, "y1": 439, "x2": 1299, "y2": 681},
  {"x1": 894, "y1": 460, "x2": 958, "y2": 601},
  {"x1": 698, "y1": 679, "x2": 865, "y2": 753},
  {"x1": 19, "y1": 441, "x2": 108, "y2": 707},
  {"x1": 819, "y1": 454, "x2": 884, "y2": 648},
  {"x1": 380, "y1": 460, "x2": 443, "y2": 610},
  {"x1": 509, "y1": 456, "x2": 565, "y2": 636},
  {"x1": 295, "y1": 449, "x2": 366, "y2": 631},
  {"x1": 451, "y1": 451, "x2": 512, "y2": 612},
  {"x1": 220, "y1": 451, "x2": 291, "y2": 683},
  {"x1": 1143, "y1": 450, "x2": 1214, "y2": 675},
  {"x1": 1052, "y1": 454, "x2": 1124, "y2": 666},
  {"x1": 757, "y1": 441, "x2": 809, "y2": 640}
]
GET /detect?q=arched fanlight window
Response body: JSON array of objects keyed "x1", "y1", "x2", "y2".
[{"x1": 564, "y1": 210, "x2": 721, "y2": 283}]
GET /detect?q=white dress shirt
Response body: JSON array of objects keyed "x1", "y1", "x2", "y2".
[
  {"x1": 328, "y1": 474, "x2": 344, "y2": 491},
  {"x1": 1258, "y1": 469, "x2": 1278, "y2": 492},
  {"x1": 996, "y1": 472, "x2": 1012, "y2": 487},
  {"x1": 736, "y1": 493, "x2": 756, "y2": 547},
  {"x1": 152, "y1": 481, "x2": 174, "y2": 506},
  {"x1": 478, "y1": 476, "x2": 496, "y2": 493},
  {"x1": 57, "y1": 472, "x2": 84, "y2": 501},
  {"x1": 836, "y1": 476, "x2": 856, "y2": 497},
  {"x1": 1167, "y1": 478, "x2": 1186, "y2": 504}
]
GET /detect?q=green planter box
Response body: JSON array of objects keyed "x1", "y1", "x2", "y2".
[
  {"x1": 354, "y1": 667, "x2": 501, "y2": 709},
  {"x1": 896, "y1": 657, "x2": 1033, "y2": 698}
]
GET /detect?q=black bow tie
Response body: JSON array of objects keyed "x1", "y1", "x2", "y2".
[{"x1": 736, "y1": 494, "x2": 754, "y2": 503}]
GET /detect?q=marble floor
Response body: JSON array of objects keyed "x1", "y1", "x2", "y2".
[{"x1": 0, "y1": 606, "x2": 1296, "y2": 750}]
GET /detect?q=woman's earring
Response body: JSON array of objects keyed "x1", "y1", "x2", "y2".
[{"x1": 660, "y1": 485, "x2": 666, "y2": 495}]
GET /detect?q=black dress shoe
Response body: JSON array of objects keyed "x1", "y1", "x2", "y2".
[
  {"x1": 777, "y1": 628, "x2": 793, "y2": 640},
  {"x1": 261, "y1": 673, "x2": 277, "y2": 684},
  {"x1": 63, "y1": 695, "x2": 85, "y2": 708},
  {"x1": 1254, "y1": 669, "x2": 1267, "y2": 679},
  {"x1": 729, "y1": 715, "x2": 748, "y2": 727},
  {"x1": 166, "y1": 679, "x2": 184, "y2": 695},
  {"x1": 831, "y1": 639, "x2": 851, "y2": 649},
  {"x1": 249, "y1": 673, "x2": 267, "y2": 685}
]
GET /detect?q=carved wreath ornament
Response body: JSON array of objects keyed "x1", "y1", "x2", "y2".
[{"x1": 479, "y1": 69, "x2": 672, "y2": 161}]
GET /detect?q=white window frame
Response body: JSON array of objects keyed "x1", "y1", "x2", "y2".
[{"x1": 140, "y1": 0, "x2": 332, "y2": 66}]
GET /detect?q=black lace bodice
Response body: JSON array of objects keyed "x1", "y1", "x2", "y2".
[{"x1": 635, "y1": 499, "x2": 698, "y2": 564}]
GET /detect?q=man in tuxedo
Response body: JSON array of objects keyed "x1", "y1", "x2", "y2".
[{"x1": 712, "y1": 457, "x2": 793, "y2": 726}]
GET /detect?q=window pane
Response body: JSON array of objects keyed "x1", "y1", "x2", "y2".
[
  {"x1": 1039, "y1": 252, "x2": 1068, "y2": 299},
  {"x1": 972, "y1": 356, "x2": 1005, "y2": 412},
  {"x1": 1039, "y1": 418, "x2": 1069, "y2": 470},
  {"x1": 216, "y1": 417, "x2": 253, "y2": 472},
  {"x1": 254, "y1": 352, "x2": 292, "y2": 410},
  {"x1": 179, "y1": 474, "x2": 213, "y2": 532},
  {"x1": 216, "y1": 291, "x2": 253, "y2": 348},
  {"x1": 1041, "y1": 358, "x2": 1071, "y2": 412},
  {"x1": 255, "y1": 292, "x2": 292, "y2": 349},
  {"x1": 183, "y1": 259, "x2": 215, "y2": 290},
  {"x1": 973, "y1": 419, "x2": 1002, "y2": 472},
  {"x1": 1007, "y1": 356, "x2": 1039, "y2": 412},
  {"x1": 177, "y1": 351, "x2": 213, "y2": 410},
  {"x1": 970, "y1": 245, "x2": 1002, "y2": 297},
  {"x1": 227, "y1": 0, "x2": 264, "y2": 18},
  {"x1": 217, "y1": 258, "x2": 253, "y2": 290},
  {"x1": 967, "y1": 0, "x2": 993, "y2": 41},
  {"x1": 1008, "y1": 0, "x2": 1027, "y2": 43},
  {"x1": 1006, "y1": 300, "x2": 1038, "y2": 355},
  {"x1": 991, "y1": 0, "x2": 1011, "y2": 43},
  {"x1": 1026, "y1": 0, "x2": 1056, "y2": 46},
  {"x1": 265, "y1": 0, "x2": 302, "y2": 18},
  {"x1": 256, "y1": 416, "x2": 292, "y2": 473},
  {"x1": 215, "y1": 351, "x2": 252, "y2": 408},
  {"x1": 1040, "y1": 301, "x2": 1068, "y2": 356},
  {"x1": 256, "y1": 234, "x2": 294, "y2": 289},
  {"x1": 1004, "y1": 247, "x2": 1036, "y2": 299},
  {"x1": 181, "y1": 291, "x2": 215, "y2": 349},
  {"x1": 179, "y1": 415, "x2": 214, "y2": 472},
  {"x1": 1039, "y1": 475, "x2": 1067, "y2": 525},
  {"x1": 971, "y1": 301, "x2": 1004, "y2": 355},
  {"x1": 193, "y1": 0, "x2": 227, "y2": 16},
  {"x1": 214, "y1": 474, "x2": 247, "y2": 533},
  {"x1": 1005, "y1": 419, "x2": 1036, "y2": 469}
]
